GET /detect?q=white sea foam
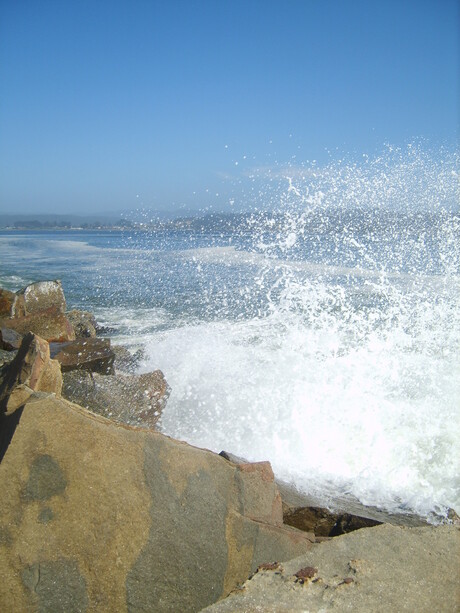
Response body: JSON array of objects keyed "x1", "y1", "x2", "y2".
[
  {"x1": 139, "y1": 144, "x2": 460, "y2": 521},
  {"x1": 144, "y1": 270, "x2": 459, "y2": 520}
]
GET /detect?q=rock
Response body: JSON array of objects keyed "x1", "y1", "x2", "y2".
[
  {"x1": 283, "y1": 505, "x2": 381, "y2": 537},
  {"x1": 17, "y1": 280, "x2": 66, "y2": 316},
  {"x1": 202, "y1": 523, "x2": 460, "y2": 612},
  {"x1": 0, "y1": 394, "x2": 313, "y2": 612},
  {"x1": 62, "y1": 369, "x2": 170, "y2": 427},
  {"x1": 0, "y1": 288, "x2": 25, "y2": 318},
  {"x1": 0, "y1": 307, "x2": 75, "y2": 343},
  {"x1": 66, "y1": 309, "x2": 97, "y2": 338},
  {"x1": 49, "y1": 338, "x2": 115, "y2": 374},
  {"x1": 0, "y1": 327, "x2": 23, "y2": 351},
  {"x1": 0, "y1": 332, "x2": 62, "y2": 415},
  {"x1": 112, "y1": 344, "x2": 145, "y2": 373},
  {"x1": 0, "y1": 350, "x2": 17, "y2": 368},
  {"x1": 222, "y1": 454, "x2": 434, "y2": 531}
]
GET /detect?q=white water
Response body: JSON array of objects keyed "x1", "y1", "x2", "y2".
[{"x1": 136, "y1": 145, "x2": 460, "y2": 522}]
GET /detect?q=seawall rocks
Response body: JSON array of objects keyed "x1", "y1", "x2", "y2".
[{"x1": 0, "y1": 394, "x2": 313, "y2": 612}]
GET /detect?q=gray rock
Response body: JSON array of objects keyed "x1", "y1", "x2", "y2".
[
  {"x1": 0, "y1": 350, "x2": 17, "y2": 368},
  {"x1": 112, "y1": 344, "x2": 145, "y2": 374},
  {"x1": 0, "y1": 327, "x2": 23, "y2": 350},
  {"x1": 66, "y1": 309, "x2": 97, "y2": 338},
  {"x1": 62, "y1": 369, "x2": 170, "y2": 428}
]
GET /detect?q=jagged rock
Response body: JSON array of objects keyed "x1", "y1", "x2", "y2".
[
  {"x1": 0, "y1": 333, "x2": 62, "y2": 414},
  {"x1": 66, "y1": 309, "x2": 97, "y2": 338},
  {"x1": 50, "y1": 338, "x2": 115, "y2": 374},
  {"x1": 17, "y1": 280, "x2": 66, "y2": 316},
  {"x1": 0, "y1": 282, "x2": 75, "y2": 343},
  {"x1": 283, "y1": 505, "x2": 381, "y2": 537},
  {"x1": 0, "y1": 327, "x2": 23, "y2": 350},
  {"x1": 0, "y1": 288, "x2": 25, "y2": 318},
  {"x1": 62, "y1": 369, "x2": 169, "y2": 427},
  {"x1": 0, "y1": 394, "x2": 313, "y2": 612},
  {"x1": 0, "y1": 307, "x2": 75, "y2": 343},
  {"x1": 112, "y1": 345, "x2": 145, "y2": 373},
  {"x1": 0, "y1": 350, "x2": 17, "y2": 368},
  {"x1": 202, "y1": 523, "x2": 460, "y2": 613}
]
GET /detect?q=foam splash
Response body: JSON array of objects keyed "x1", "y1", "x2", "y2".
[{"x1": 143, "y1": 144, "x2": 460, "y2": 521}]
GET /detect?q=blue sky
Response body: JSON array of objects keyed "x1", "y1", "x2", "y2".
[{"x1": 0, "y1": 0, "x2": 458, "y2": 216}]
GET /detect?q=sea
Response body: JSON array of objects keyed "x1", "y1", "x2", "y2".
[{"x1": 1, "y1": 145, "x2": 459, "y2": 523}]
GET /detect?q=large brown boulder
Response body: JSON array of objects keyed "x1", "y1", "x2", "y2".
[
  {"x1": 62, "y1": 369, "x2": 170, "y2": 427},
  {"x1": 17, "y1": 280, "x2": 66, "y2": 315},
  {"x1": 50, "y1": 338, "x2": 115, "y2": 374},
  {"x1": 0, "y1": 394, "x2": 313, "y2": 612},
  {"x1": 0, "y1": 282, "x2": 75, "y2": 343},
  {"x1": 203, "y1": 523, "x2": 460, "y2": 613},
  {"x1": 0, "y1": 332, "x2": 62, "y2": 414}
]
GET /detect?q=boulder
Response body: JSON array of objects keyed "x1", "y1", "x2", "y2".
[
  {"x1": 50, "y1": 338, "x2": 115, "y2": 374},
  {"x1": 0, "y1": 327, "x2": 23, "y2": 351},
  {"x1": 0, "y1": 394, "x2": 313, "y2": 612},
  {"x1": 62, "y1": 369, "x2": 170, "y2": 427},
  {"x1": 202, "y1": 523, "x2": 460, "y2": 613},
  {"x1": 17, "y1": 280, "x2": 66, "y2": 316},
  {"x1": 0, "y1": 333, "x2": 62, "y2": 414},
  {"x1": 112, "y1": 344, "x2": 145, "y2": 373},
  {"x1": 0, "y1": 350, "x2": 17, "y2": 368},
  {"x1": 66, "y1": 309, "x2": 97, "y2": 338},
  {"x1": 0, "y1": 307, "x2": 75, "y2": 343}
]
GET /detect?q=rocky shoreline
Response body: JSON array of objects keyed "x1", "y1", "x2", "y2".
[{"x1": 0, "y1": 280, "x2": 459, "y2": 612}]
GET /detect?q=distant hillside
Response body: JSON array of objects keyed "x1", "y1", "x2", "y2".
[{"x1": 0, "y1": 213, "x2": 121, "y2": 227}]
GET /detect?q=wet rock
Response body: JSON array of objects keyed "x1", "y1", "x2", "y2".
[
  {"x1": 0, "y1": 350, "x2": 17, "y2": 368},
  {"x1": 62, "y1": 369, "x2": 170, "y2": 427},
  {"x1": 0, "y1": 332, "x2": 62, "y2": 414},
  {"x1": 66, "y1": 309, "x2": 97, "y2": 338},
  {"x1": 17, "y1": 280, "x2": 66, "y2": 316},
  {"x1": 0, "y1": 307, "x2": 76, "y2": 343},
  {"x1": 284, "y1": 505, "x2": 381, "y2": 537},
  {"x1": 0, "y1": 394, "x2": 313, "y2": 612},
  {"x1": 203, "y1": 524, "x2": 460, "y2": 612},
  {"x1": 49, "y1": 338, "x2": 115, "y2": 374},
  {"x1": 0, "y1": 327, "x2": 23, "y2": 351},
  {"x1": 112, "y1": 345, "x2": 145, "y2": 373}
]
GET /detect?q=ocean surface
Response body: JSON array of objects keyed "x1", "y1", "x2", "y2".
[{"x1": 1, "y1": 147, "x2": 459, "y2": 522}]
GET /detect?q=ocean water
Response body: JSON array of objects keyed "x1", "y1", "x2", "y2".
[{"x1": 0, "y1": 145, "x2": 459, "y2": 522}]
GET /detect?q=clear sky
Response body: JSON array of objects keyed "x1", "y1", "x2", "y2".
[{"x1": 0, "y1": 0, "x2": 458, "y2": 216}]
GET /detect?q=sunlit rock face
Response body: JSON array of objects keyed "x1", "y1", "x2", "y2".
[
  {"x1": 0, "y1": 394, "x2": 313, "y2": 613},
  {"x1": 0, "y1": 332, "x2": 62, "y2": 414},
  {"x1": 18, "y1": 281, "x2": 67, "y2": 316},
  {"x1": 202, "y1": 524, "x2": 460, "y2": 613},
  {"x1": 0, "y1": 281, "x2": 75, "y2": 343}
]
